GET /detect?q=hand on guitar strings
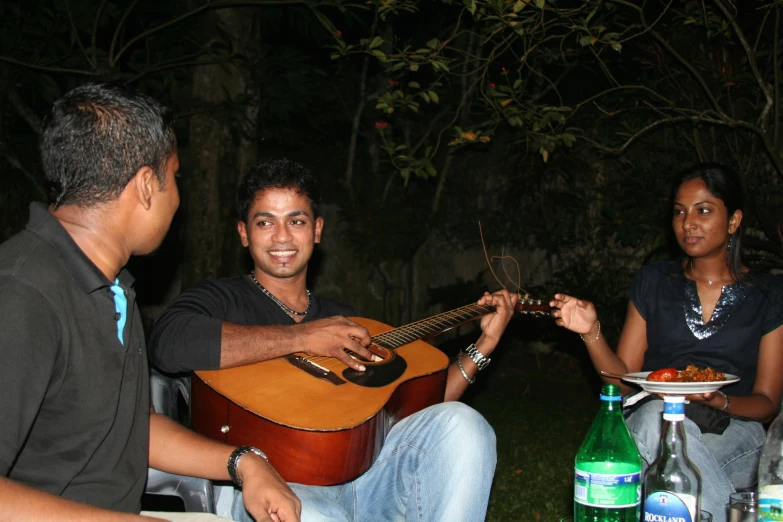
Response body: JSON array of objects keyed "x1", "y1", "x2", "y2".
[
  {"x1": 476, "y1": 288, "x2": 518, "y2": 354},
  {"x1": 295, "y1": 315, "x2": 374, "y2": 371}
]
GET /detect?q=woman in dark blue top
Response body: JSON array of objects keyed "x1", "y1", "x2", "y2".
[{"x1": 551, "y1": 163, "x2": 783, "y2": 522}]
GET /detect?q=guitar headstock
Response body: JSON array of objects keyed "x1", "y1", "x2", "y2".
[{"x1": 514, "y1": 298, "x2": 551, "y2": 316}]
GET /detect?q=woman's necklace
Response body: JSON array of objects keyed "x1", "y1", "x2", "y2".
[
  {"x1": 687, "y1": 260, "x2": 733, "y2": 286},
  {"x1": 249, "y1": 272, "x2": 312, "y2": 317}
]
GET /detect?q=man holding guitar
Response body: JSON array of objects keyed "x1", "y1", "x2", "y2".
[{"x1": 149, "y1": 157, "x2": 518, "y2": 522}]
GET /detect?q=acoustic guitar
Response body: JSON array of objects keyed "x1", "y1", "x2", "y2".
[{"x1": 190, "y1": 298, "x2": 550, "y2": 485}]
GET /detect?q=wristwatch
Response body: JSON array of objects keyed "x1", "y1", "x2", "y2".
[
  {"x1": 227, "y1": 445, "x2": 268, "y2": 488},
  {"x1": 463, "y1": 343, "x2": 491, "y2": 371}
]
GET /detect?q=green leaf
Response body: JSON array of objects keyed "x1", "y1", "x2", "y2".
[
  {"x1": 535, "y1": 0, "x2": 545, "y2": 8},
  {"x1": 426, "y1": 39, "x2": 439, "y2": 49},
  {"x1": 408, "y1": 81, "x2": 421, "y2": 88},
  {"x1": 578, "y1": 36, "x2": 593, "y2": 47},
  {"x1": 420, "y1": 91, "x2": 431, "y2": 102},
  {"x1": 611, "y1": 42, "x2": 622, "y2": 52},
  {"x1": 428, "y1": 91, "x2": 440, "y2": 103},
  {"x1": 369, "y1": 36, "x2": 384, "y2": 50},
  {"x1": 463, "y1": 0, "x2": 476, "y2": 15},
  {"x1": 372, "y1": 49, "x2": 387, "y2": 62},
  {"x1": 422, "y1": 158, "x2": 437, "y2": 176},
  {"x1": 513, "y1": 0, "x2": 526, "y2": 12},
  {"x1": 409, "y1": 63, "x2": 419, "y2": 71}
]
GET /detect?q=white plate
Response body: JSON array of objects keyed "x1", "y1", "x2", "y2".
[{"x1": 621, "y1": 371, "x2": 740, "y2": 395}]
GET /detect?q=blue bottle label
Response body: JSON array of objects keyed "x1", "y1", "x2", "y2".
[
  {"x1": 643, "y1": 491, "x2": 696, "y2": 522},
  {"x1": 759, "y1": 485, "x2": 783, "y2": 521}
]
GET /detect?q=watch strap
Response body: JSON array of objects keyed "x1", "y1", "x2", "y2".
[
  {"x1": 228, "y1": 445, "x2": 268, "y2": 488},
  {"x1": 463, "y1": 343, "x2": 490, "y2": 371}
]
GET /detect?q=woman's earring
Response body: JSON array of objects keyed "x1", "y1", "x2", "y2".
[{"x1": 728, "y1": 236, "x2": 734, "y2": 251}]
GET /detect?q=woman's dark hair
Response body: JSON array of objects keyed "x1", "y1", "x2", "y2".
[
  {"x1": 671, "y1": 162, "x2": 745, "y2": 278},
  {"x1": 237, "y1": 158, "x2": 321, "y2": 222},
  {"x1": 40, "y1": 82, "x2": 176, "y2": 208}
]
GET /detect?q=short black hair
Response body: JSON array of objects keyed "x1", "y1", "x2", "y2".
[
  {"x1": 237, "y1": 158, "x2": 321, "y2": 222},
  {"x1": 40, "y1": 82, "x2": 176, "y2": 208}
]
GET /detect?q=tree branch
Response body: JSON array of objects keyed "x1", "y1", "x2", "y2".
[
  {"x1": 578, "y1": 112, "x2": 783, "y2": 179},
  {"x1": 0, "y1": 56, "x2": 100, "y2": 76},
  {"x1": 3, "y1": 82, "x2": 44, "y2": 135},
  {"x1": 91, "y1": 0, "x2": 109, "y2": 67},
  {"x1": 64, "y1": 0, "x2": 97, "y2": 70},
  {"x1": 612, "y1": 0, "x2": 728, "y2": 119},
  {"x1": 711, "y1": 0, "x2": 774, "y2": 129},
  {"x1": 111, "y1": 0, "x2": 305, "y2": 66},
  {"x1": 109, "y1": 0, "x2": 141, "y2": 68}
]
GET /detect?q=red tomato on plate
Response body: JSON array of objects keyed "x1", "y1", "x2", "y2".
[{"x1": 647, "y1": 368, "x2": 678, "y2": 382}]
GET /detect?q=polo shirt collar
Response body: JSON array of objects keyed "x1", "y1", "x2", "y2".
[{"x1": 26, "y1": 202, "x2": 135, "y2": 293}]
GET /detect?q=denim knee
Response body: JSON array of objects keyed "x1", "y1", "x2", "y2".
[{"x1": 431, "y1": 402, "x2": 496, "y2": 461}]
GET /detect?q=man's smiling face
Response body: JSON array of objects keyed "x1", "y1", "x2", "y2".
[{"x1": 237, "y1": 187, "x2": 323, "y2": 282}]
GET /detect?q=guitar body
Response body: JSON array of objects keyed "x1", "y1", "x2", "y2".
[{"x1": 191, "y1": 316, "x2": 450, "y2": 486}]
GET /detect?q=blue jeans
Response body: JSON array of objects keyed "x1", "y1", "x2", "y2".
[
  {"x1": 626, "y1": 400, "x2": 766, "y2": 522},
  {"x1": 229, "y1": 402, "x2": 496, "y2": 522}
]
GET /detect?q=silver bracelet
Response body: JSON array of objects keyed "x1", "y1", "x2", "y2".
[
  {"x1": 716, "y1": 390, "x2": 731, "y2": 412},
  {"x1": 456, "y1": 356, "x2": 475, "y2": 384},
  {"x1": 463, "y1": 343, "x2": 490, "y2": 370}
]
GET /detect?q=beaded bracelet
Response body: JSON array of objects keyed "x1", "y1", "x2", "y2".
[{"x1": 580, "y1": 321, "x2": 601, "y2": 344}]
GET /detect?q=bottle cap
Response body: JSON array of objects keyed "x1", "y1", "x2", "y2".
[
  {"x1": 663, "y1": 395, "x2": 685, "y2": 404},
  {"x1": 663, "y1": 396, "x2": 686, "y2": 419}
]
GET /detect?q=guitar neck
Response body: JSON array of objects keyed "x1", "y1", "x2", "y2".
[{"x1": 372, "y1": 299, "x2": 550, "y2": 349}]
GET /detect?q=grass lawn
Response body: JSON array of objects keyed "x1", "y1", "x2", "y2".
[{"x1": 459, "y1": 339, "x2": 601, "y2": 522}]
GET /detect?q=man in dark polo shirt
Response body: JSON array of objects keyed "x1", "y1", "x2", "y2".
[{"x1": 0, "y1": 83, "x2": 300, "y2": 522}]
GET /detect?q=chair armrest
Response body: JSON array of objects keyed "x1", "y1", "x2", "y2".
[{"x1": 146, "y1": 468, "x2": 216, "y2": 513}]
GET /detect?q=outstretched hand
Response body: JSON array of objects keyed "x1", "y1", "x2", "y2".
[
  {"x1": 294, "y1": 316, "x2": 374, "y2": 371},
  {"x1": 549, "y1": 293, "x2": 598, "y2": 335}
]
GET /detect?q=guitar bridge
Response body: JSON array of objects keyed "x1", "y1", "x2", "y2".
[{"x1": 284, "y1": 354, "x2": 346, "y2": 386}]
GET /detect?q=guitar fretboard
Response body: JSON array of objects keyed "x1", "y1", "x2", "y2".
[{"x1": 372, "y1": 303, "x2": 496, "y2": 349}]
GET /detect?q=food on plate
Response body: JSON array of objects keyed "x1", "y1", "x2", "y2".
[
  {"x1": 646, "y1": 365, "x2": 725, "y2": 383},
  {"x1": 646, "y1": 367, "x2": 678, "y2": 382},
  {"x1": 674, "y1": 364, "x2": 725, "y2": 382}
]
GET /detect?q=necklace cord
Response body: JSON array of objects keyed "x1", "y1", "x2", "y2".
[{"x1": 249, "y1": 272, "x2": 312, "y2": 316}]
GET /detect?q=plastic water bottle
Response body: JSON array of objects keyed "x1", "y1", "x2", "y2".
[
  {"x1": 758, "y1": 411, "x2": 783, "y2": 522},
  {"x1": 642, "y1": 395, "x2": 701, "y2": 522},
  {"x1": 574, "y1": 383, "x2": 642, "y2": 522}
]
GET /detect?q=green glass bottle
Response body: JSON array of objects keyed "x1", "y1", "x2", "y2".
[{"x1": 574, "y1": 383, "x2": 642, "y2": 522}]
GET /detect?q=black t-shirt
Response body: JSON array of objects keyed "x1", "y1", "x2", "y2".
[
  {"x1": 630, "y1": 260, "x2": 783, "y2": 396},
  {"x1": 149, "y1": 275, "x2": 357, "y2": 373},
  {"x1": 0, "y1": 203, "x2": 149, "y2": 512}
]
